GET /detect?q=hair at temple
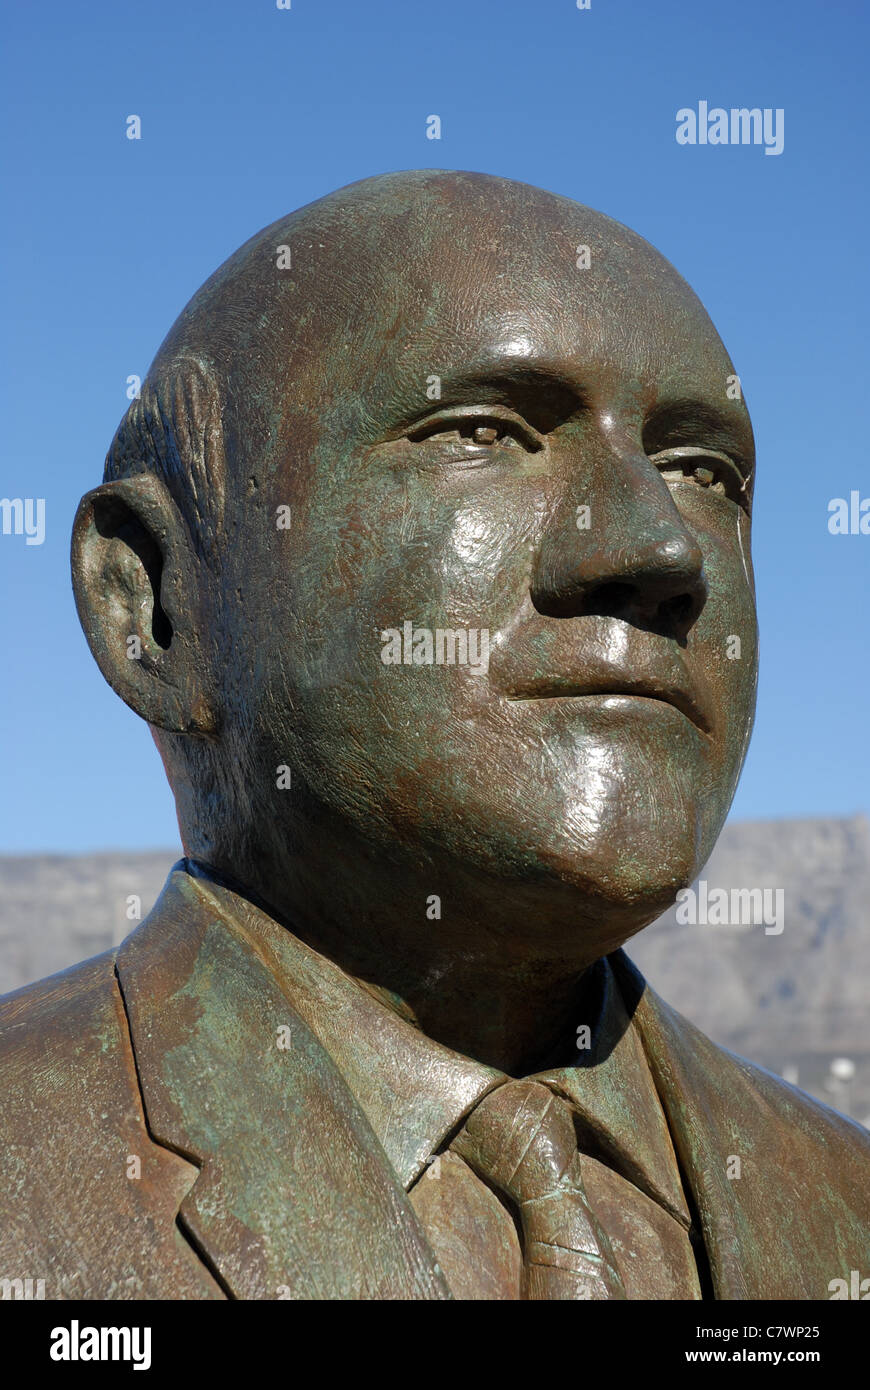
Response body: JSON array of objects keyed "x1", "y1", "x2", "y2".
[{"x1": 103, "y1": 351, "x2": 227, "y2": 568}]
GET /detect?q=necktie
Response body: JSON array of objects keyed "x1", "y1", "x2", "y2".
[{"x1": 451, "y1": 1078, "x2": 626, "y2": 1300}]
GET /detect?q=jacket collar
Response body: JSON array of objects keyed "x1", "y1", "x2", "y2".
[
  {"x1": 612, "y1": 949, "x2": 870, "y2": 1299},
  {"x1": 116, "y1": 864, "x2": 451, "y2": 1300}
]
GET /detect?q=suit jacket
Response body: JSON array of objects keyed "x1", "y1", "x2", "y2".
[{"x1": 1, "y1": 863, "x2": 867, "y2": 1300}]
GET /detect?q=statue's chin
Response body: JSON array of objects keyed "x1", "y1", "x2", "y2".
[
  {"x1": 429, "y1": 759, "x2": 718, "y2": 909},
  {"x1": 427, "y1": 703, "x2": 729, "y2": 909}
]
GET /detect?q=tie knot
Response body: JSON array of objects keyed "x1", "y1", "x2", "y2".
[
  {"x1": 452, "y1": 1079, "x2": 577, "y2": 1206},
  {"x1": 451, "y1": 1078, "x2": 627, "y2": 1298}
]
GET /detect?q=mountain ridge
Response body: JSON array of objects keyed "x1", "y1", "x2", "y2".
[{"x1": 2, "y1": 815, "x2": 867, "y2": 1123}]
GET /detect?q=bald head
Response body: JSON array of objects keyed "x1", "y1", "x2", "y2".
[{"x1": 104, "y1": 170, "x2": 749, "y2": 566}]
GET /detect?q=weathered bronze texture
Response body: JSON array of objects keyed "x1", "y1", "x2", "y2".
[{"x1": 1, "y1": 171, "x2": 867, "y2": 1299}]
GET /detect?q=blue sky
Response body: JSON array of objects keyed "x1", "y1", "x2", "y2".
[{"x1": 1, "y1": 0, "x2": 867, "y2": 851}]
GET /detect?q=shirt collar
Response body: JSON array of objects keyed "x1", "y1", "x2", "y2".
[{"x1": 190, "y1": 864, "x2": 690, "y2": 1225}]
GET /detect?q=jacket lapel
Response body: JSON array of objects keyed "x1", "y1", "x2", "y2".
[
  {"x1": 612, "y1": 950, "x2": 870, "y2": 1299},
  {"x1": 116, "y1": 867, "x2": 451, "y2": 1300}
]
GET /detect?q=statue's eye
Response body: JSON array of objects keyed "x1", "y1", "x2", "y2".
[
  {"x1": 415, "y1": 421, "x2": 513, "y2": 447},
  {"x1": 464, "y1": 423, "x2": 511, "y2": 446},
  {"x1": 407, "y1": 409, "x2": 544, "y2": 455},
  {"x1": 648, "y1": 446, "x2": 748, "y2": 508}
]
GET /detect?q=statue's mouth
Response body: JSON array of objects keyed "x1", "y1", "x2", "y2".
[{"x1": 506, "y1": 676, "x2": 711, "y2": 734}]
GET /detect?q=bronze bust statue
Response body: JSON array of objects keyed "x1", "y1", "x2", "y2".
[{"x1": 1, "y1": 171, "x2": 866, "y2": 1299}]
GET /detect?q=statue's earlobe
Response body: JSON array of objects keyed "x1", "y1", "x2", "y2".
[{"x1": 71, "y1": 475, "x2": 219, "y2": 736}]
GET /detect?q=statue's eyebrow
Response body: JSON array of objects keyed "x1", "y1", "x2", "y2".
[{"x1": 381, "y1": 364, "x2": 586, "y2": 438}]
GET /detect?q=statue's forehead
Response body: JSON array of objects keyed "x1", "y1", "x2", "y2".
[
  {"x1": 163, "y1": 179, "x2": 739, "y2": 441},
  {"x1": 259, "y1": 186, "x2": 713, "y2": 353},
  {"x1": 326, "y1": 253, "x2": 734, "y2": 423}
]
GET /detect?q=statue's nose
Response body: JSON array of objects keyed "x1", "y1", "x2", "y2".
[{"x1": 531, "y1": 463, "x2": 708, "y2": 643}]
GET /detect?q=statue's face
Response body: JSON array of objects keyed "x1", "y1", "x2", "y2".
[{"x1": 218, "y1": 189, "x2": 757, "y2": 930}]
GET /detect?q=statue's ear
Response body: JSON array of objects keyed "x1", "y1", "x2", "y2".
[{"x1": 71, "y1": 475, "x2": 219, "y2": 735}]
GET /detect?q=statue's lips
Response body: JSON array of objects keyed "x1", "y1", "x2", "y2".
[{"x1": 505, "y1": 677, "x2": 711, "y2": 734}]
